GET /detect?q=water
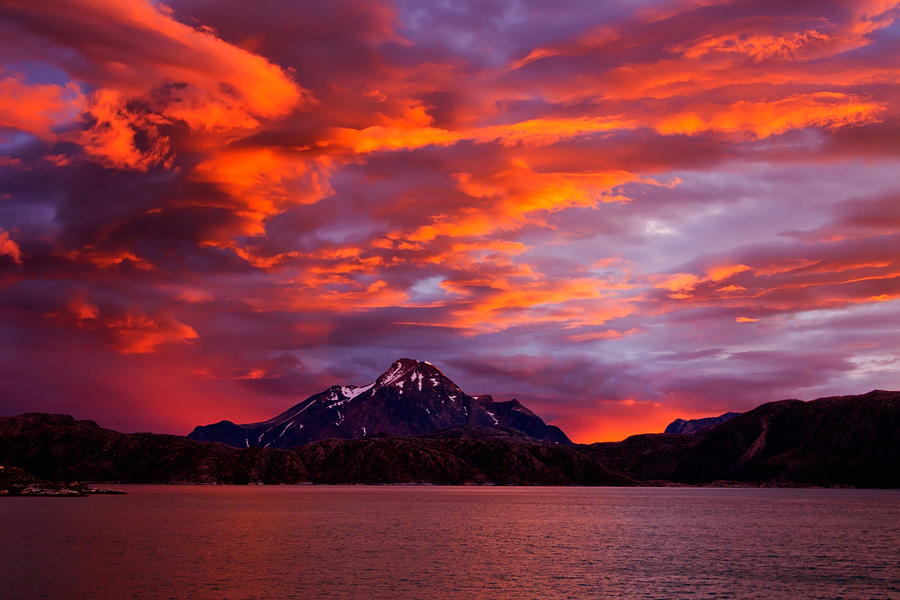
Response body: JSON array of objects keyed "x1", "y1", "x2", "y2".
[{"x1": 2, "y1": 486, "x2": 899, "y2": 599}]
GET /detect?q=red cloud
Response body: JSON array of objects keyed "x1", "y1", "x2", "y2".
[{"x1": 0, "y1": 230, "x2": 22, "y2": 264}]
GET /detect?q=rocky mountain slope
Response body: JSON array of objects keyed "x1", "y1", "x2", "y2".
[
  {"x1": 189, "y1": 358, "x2": 570, "y2": 447},
  {"x1": 583, "y1": 390, "x2": 900, "y2": 487},
  {"x1": 669, "y1": 390, "x2": 900, "y2": 487}
]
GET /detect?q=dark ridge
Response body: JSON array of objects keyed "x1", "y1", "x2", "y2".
[
  {"x1": 670, "y1": 390, "x2": 900, "y2": 487},
  {"x1": 0, "y1": 413, "x2": 309, "y2": 484},
  {"x1": 0, "y1": 413, "x2": 630, "y2": 486},
  {"x1": 664, "y1": 412, "x2": 741, "y2": 434},
  {"x1": 187, "y1": 420, "x2": 254, "y2": 447},
  {"x1": 419, "y1": 425, "x2": 536, "y2": 441},
  {"x1": 579, "y1": 433, "x2": 704, "y2": 482},
  {"x1": 587, "y1": 390, "x2": 900, "y2": 488}
]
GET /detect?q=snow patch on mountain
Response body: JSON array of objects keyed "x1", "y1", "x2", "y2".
[
  {"x1": 276, "y1": 421, "x2": 294, "y2": 440},
  {"x1": 342, "y1": 383, "x2": 374, "y2": 400},
  {"x1": 378, "y1": 360, "x2": 415, "y2": 388}
]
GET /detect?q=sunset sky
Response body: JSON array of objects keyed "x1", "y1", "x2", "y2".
[{"x1": 2, "y1": 0, "x2": 899, "y2": 442}]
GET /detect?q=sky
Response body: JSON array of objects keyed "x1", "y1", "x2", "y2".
[{"x1": 1, "y1": 0, "x2": 900, "y2": 442}]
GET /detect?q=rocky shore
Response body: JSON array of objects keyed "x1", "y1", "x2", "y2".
[{"x1": 0, "y1": 465, "x2": 125, "y2": 497}]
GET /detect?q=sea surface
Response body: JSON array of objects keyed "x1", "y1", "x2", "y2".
[{"x1": 2, "y1": 486, "x2": 899, "y2": 599}]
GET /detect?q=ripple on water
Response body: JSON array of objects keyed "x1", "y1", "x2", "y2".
[{"x1": 1, "y1": 486, "x2": 899, "y2": 600}]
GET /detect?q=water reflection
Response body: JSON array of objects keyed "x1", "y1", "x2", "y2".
[{"x1": 2, "y1": 487, "x2": 899, "y2": 599}]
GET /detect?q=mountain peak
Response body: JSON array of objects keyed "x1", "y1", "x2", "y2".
[
  {"x1": 375, "y1": 358, "x2": 420, "y2": 387},
  {"x1": 189, "y1": 357, "x2": 570, "y2": 447},
  {"x1": 373, "y1": 358, "x2": 458, "y2": 395}
]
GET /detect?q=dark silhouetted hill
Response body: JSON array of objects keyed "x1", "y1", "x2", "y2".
[
  {"x1": 582, "y1": 390, "x2": 900, "y2": 488},
  {"x1": 664, "y1": 412, "x2": 740, "y2": 434},
  {"x1": 0, "y1": 414, "x2": 628, "y2": 486}
]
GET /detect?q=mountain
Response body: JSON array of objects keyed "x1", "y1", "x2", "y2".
[
  {"x1": 4, "y1": 390, "x2": 897, "y2": 488},
  {"x1": 578, "y1": 433, "x2": 703, "y2": 482},
  {"x1": 664, "y1": 412, "x2": 741, "y2": 434},
  {"x1": 583, "y1": 390, "x2": 900, "y2": 487},
  {"x1": 669, "y1": 390, "x2": 900, "y2": 487},
  {"x1": 296, "y1": 427, "x2": 634, "y2": 485},
  {"x1": 0, "y1": 413, "x2": 630, "y2": 486},
  {"x1": 188, "y1": 358, "x2": 571, "y2": 447},
  {"x1": 0, "y1": 413, "x2": 310, "y2": 484}
]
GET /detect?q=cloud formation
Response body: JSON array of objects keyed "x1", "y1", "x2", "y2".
[{"x1": 2, "y1": 0, "x2": 900, "y2": 441}]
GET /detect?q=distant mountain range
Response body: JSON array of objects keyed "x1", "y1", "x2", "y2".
[
  {"x1": 585, "y1": 390, "x2": 900, "y2": 488},
  {"x1": 188, "y1": 358, "x2": 570, "y2": 447},
  {"x1": 1, "y1": 384, "x2": 898, "y2": 487},
  {"x1": 664, "y1": 412, "x2": 741, "y2": 434}
]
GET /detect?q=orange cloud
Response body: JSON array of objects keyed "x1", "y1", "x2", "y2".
[
  {"x1": 4, "y1": 0, "x2": 308, "y2": 171},
  {"x1": 381, "y1": 164, "x2": 640, "y2": 248},
  {"x1": 656, "y1": 93, "x2": 883, "y2": 138},
  {"x1": 514, "y1": 3, "x2": 900, "y2": 106},
  {"x1": 442, "y1": 276, "x2": 635, "y2": 332},
  {"x1": 331, "y1": 110, "x2": 458, "y2": 154},
  {"x1": 754, "y1": 259, "x2": 819, "y2": 276},
  {"x1": 267, "y1": 278, "x2": 409, "y2": 312},
  {"x1": 46, "y1": 300, "x2": 198, "y2": 354},
  {"x1": 331, "y1": 112, "x2": 634, "y2": 154},
  {"x1": 0, "y1": 76, "x2": 84, "y2": 139},
  {"x1": 84, "y1": 251, "x2": 154, "y2": 270},
  {"x1": 69, "y1": 299, "x2": 100, "y2": 321},
  {"x1": 867, "y1": 293, "x2": 900, "y2": 302},
  {"x1": 38, "y1": 0, "x2": 306, "y2": 123},
  {"x1": 112, "y1": 315, "x2": 199, "y2": 354},
  {"x1": 850, "y1": 0, "x2": 900, "y2": 35},
  {"x1": 190, "y1": 148, "x2": 334, "y2": 237},
  {"x1": 652, "y1": 235, "x2": 900, "y2": 320},
  {"x1": 671, "y1": 30, "x2": 833, "y2": 61},
  {"x1": 77, "y1": 89, "x2": 173, "y2": 171},
  {"x1": 423, "y1": 240, "x2": 530, "y2": 268},
  {"x1": 0, "y1": 230, "x2": 22, "y2": 264},
  {"x1": 651, "y1": 272, "x2": 701, "y2": 295},
  {"x1": 568, "y1": 327, "x2": 642, "y2": 342},
  {"x1": 706, "y1": 264, "x2": 751, "y2": 281}
]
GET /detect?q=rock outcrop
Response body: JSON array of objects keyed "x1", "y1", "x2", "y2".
[{"x1": 664, "y1": 412, "x2": 741, "y2": 434}]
